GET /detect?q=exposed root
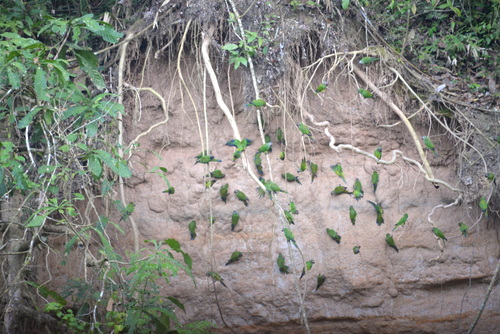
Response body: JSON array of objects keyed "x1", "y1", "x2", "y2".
[
  {"x1": 124, "y1": 84, "x2": 169, "y2": 154},
  {"x1": 117, "y1": 31, "x2": 139, "y2": 253}
]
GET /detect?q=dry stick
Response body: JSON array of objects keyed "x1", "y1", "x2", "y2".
[
  {"x1": 467, "y1": 258, "x2": 500, "y2": 334},
  {"x1": 226, "y1": 1, "x2": 310, "y2": 331},
  {"x1": 351, "y1": 64, "x2": 436, "y2": 182},
  {"x1": 117, "y1": 33, "x2": 140, "y2": 253}
]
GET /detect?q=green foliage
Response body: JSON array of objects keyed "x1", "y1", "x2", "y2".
[
  {"x1": 45, "y1": 302, "x2": 88, "y2": 332},
  {"x1": 0, "y1": 2, "x2": 212, "y2": 333},
  {"x1": 370, "y1": 0, "x2": 499, "y2": 74},
  {"x1": 223, "y1": 18, "x2": 269, "y2": 70}
]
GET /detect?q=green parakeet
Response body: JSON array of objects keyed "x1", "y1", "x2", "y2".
[
  {"x1": 115, "y1": 201, "x2": 135, "y2": 223},
  {"x1": 210, "y1": 169, "x2": 226, "y2": 179},
  {"x1": 205, "y1": 179, "x2": 217, "y2": 188},
  {"x1": 247, "y1": 98, "x2": 266, "y2": 107},
  {"x1": 226, "y1": 138, "x2": 253, "y2": 149},
  {"x1": 283, "y1": 228, "x2": 298, "y2": 248},
  {"x1": 298, "y1": 157, "x2": 307, "y2": 173},
  {"x1": 315, "y1": 83, "x2": 328, "y2": 93},
  {"x1": 282, "y1": 172, "x2": 302, "y2": 185},
  {"x1": 209, "y1": 217, "x2": 215, "y2": 225},
  {"x1": 220, "y1": 183, "x2": 229, "y2": 203},
  {"x1": 385, "y1": 233, "x2": 399, "y2": 252},
  {"x1": 479, "y1": 197, "x2": 488, "y2": 217},
  {"x1": 359, "y1": 56, "x2": 379, "y2": 65},
  {"x1": 358, "y1": 88, "x2": 373, "y2": 98},
  {"x1": 485, "y1": 172, "x2": 496, "y2": 185},
  {"x1": 300, "y1": 259, "x2": 315, "y2": 279},
  {"x1": 297, "y1": 122, "x2": 315, "y2": 141},
  {"x1": 269, "y1": 180, "x2": 288, "y2": 194},
  {"x1": 393, "y1": 213, "x2": 408, "y2": 231},
  {"x1": 231, "y1": 210, "x2": 240, "y2": 231},
  {"x1": 315, "y1": 274, "x2": 326, "y2": 291},
  {"x1": 162, "y1": 186, "x2": 175, "y2": 195},
  {"x1": 458, "y1": 222, "x2": 469, "y2": 237},
  {"x1": 254, "y1": 153, "x2": 264, "y2": 176},
  {"x1": 309, "y1": 161, "x2": 318, "y2": 183},
  {"x1": 374, "y1": 147, "x2": 382, "y2": 160},
  {"x1": 265, "y1": 134, "x2": 272, "y2": 144},
  {"x1": 233, "y1": 150, "x2": 242, "y2": 161},
  {"x1": 226, "y1": 250, "x2": 243, "y2": 265},
  {"x1": 331, "y1": 164, "x2": 346, "y2": 183},
  {"x1": 257, "y1": 142, "x2": 273, "y2": 154},
  {"x1": 326, "y1": 228, "x2": 341, "y2": 244},
  {"x1": 331, "y1": 185, "x2": 352, "y2": 195},
  {"x1": 276, "y1": 127, "x2": 285, "y2": 145},
  {"x1": 206, "y1": 271, "x2": 227, "y2": 287},
  {"x1": 432, "y1": 227, "x2": 447, "y2": 241},
  {"x1": 368, "y1": 200, "x2": 384, "y2": 226},
  {"x1": 371, "y1": 171, "x2": 379, "y2": 193},
  {"x1": 284, "y1": 210, "x2": 294, "y2": 225},
  {"x1": 353, "y1": 245, "x2": 361, "y2": 254},
  {"x1": 495, "y1": 135, "x2": 500, "y2": 144},
  {"x1": 289, "y1": 201, "x2": 299, "y2": 215},
  {"x1": 225, "y1": 139, "x2": 238, "y2": 147},
  {"x1": 277, "y1": 253, "x2": 290, "y2": 274},
  {"x1": 349, "y1": 205, "x2": 357, "y2": 225},
  {"x1": 422, "y1": 136, "x2": 438, "y2": 157},
  {"x1": 188, "y1": 220, "x2": 197, "y2": 240},
  {"x1": 234, "y1": 190, "x2": 249, "y2": 207},
  {"x1": 279, "y1": 151, "x2": 286, "y2": 160},
  {"x1": 195, "y1": 155, "x2": 222, "y2": 165},
  {"x1": 353, "y1": 178, "x2": 364, "y2": 201}
]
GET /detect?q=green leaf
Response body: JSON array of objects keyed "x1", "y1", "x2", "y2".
[
  {"x1": 34, "y1": 67, "x2": 50, "y2": 101},
  {"x1": 26, "y1": 281, "x2": 67, "y2": 306},
  {"x1": 62, "y1": 105, "x2": 88, "y2": 120},
  {"x1": 164, "y1": 238, "x2": 181, "y2": 252},
  {"x1": 63, "y1": 234, "x2": 79, "y2": 257},
  {"x1": 47, "y1": 185, "x2": 59, "y2": 194},
  {"x1": 38, "y1": 165, "x2": 56, "y2": 174},
  {"x1": 88, "y1": 155, "x2": 102, "y2": 178},
  {"x1": 167, "y1": 296, "x2": 185, "y2": 313},
  {"x1": 116, "y1": 160, "x2": 132, "y2": 178},
  {"x1": 451, "y1": 7, "x2": 461, "y2": 17},
  {"x1": 342, "y1": 0, "x2": 350, "y2": 10},
  {"x1": 73, "y1": 193, "x2": 85, "y2": 200},
  {"x1": 18, "y1": 107, "x2": 42, "y2": 129},
  {"x1": 222, "y1": 43, "x2": 239, "y2": 51},
  {"x1": 101, "y1": 179, "x2": 113, "y2": 196},
  {"x1": 26, "y1": 215, "x2": 46, "y2": 228},
  {"x1": 86, "y1": 122, "x2": 98, "y2": 137},
  {"x1": 66, "y1": 133, "x2": 78, "y2": 142},
  {"x1": 74, "y1": 49, "x2": 106, "y2": 89},
  {"x1": 236, "y1": 56, "x2": 247, "y2": 67},
  {"x1": 7, "y1": 68, "x2": 20, "y2": 89}
]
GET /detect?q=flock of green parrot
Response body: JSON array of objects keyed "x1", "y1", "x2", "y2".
[
  {"x1": 186, "y1": 57, "x2": 493, "y2": 289},
  {"x1": 194, "y1": 128, "x2": 492, "y2": 289}
]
